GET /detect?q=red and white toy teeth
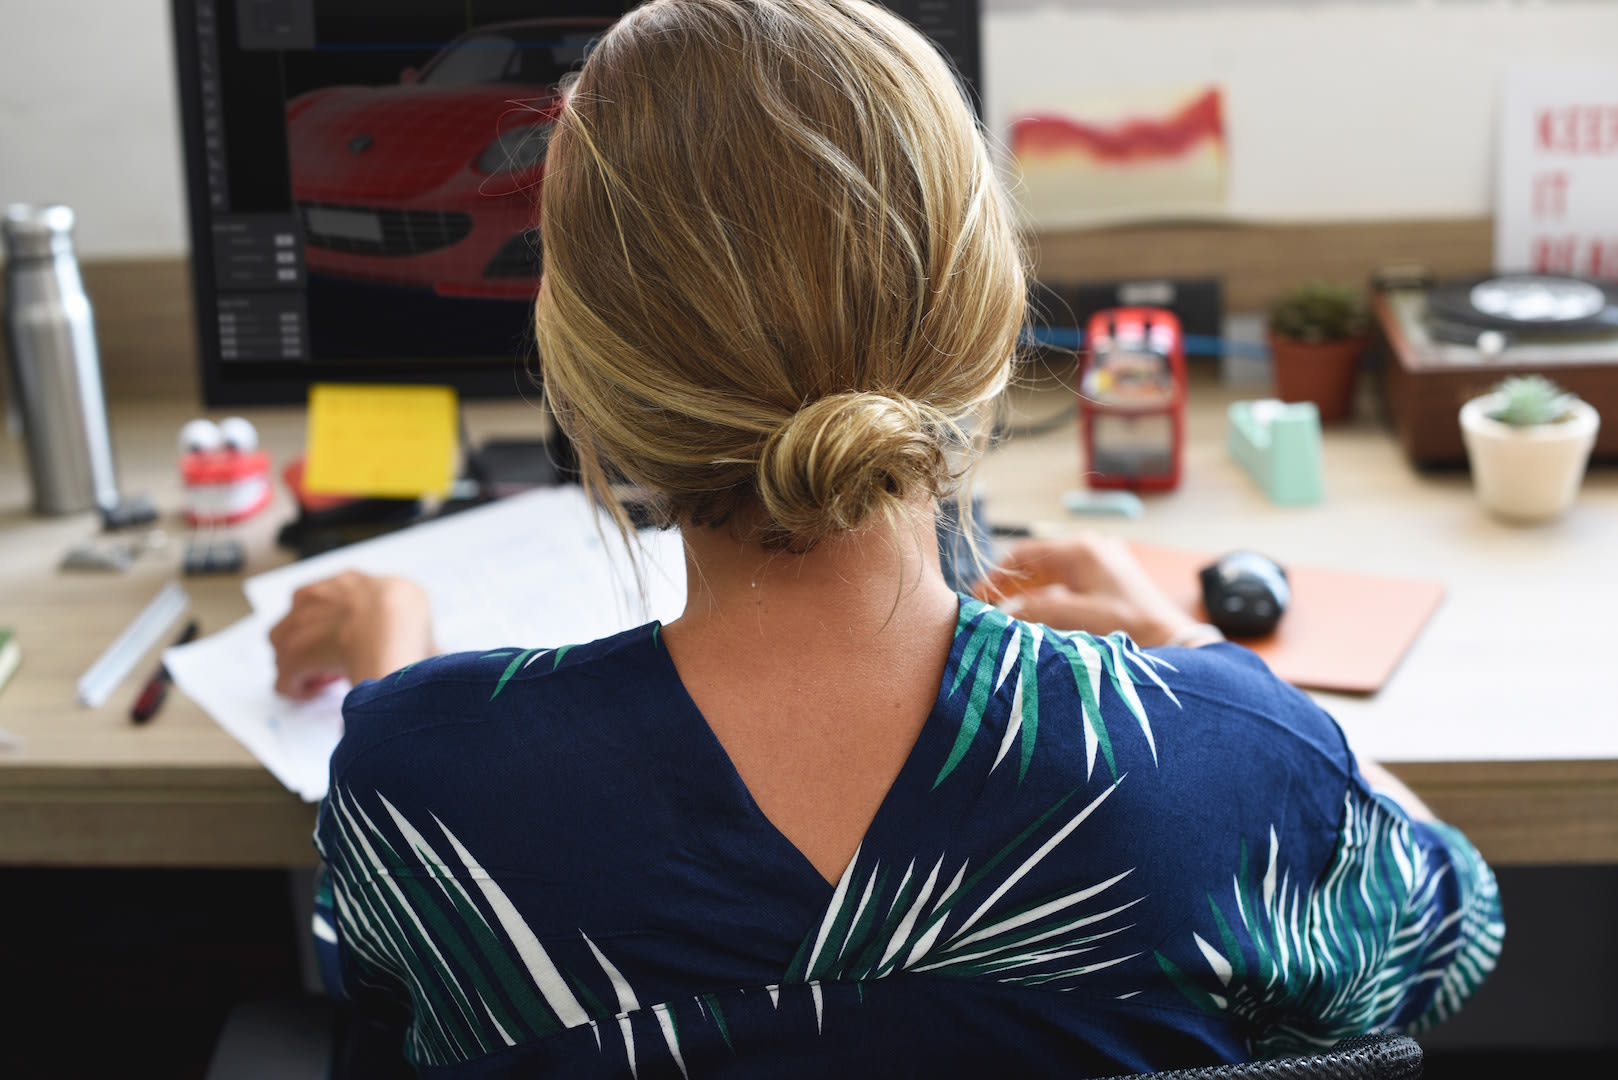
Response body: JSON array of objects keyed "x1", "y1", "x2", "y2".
[{"x1": 179, "y1": 417, "x2": 273, "y2": 526}]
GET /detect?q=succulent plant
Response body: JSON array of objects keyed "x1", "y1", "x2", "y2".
[
  {"x1": 1268, "y1": 282, "x2": 1369, "y2": 344},
  {"x1": 1488, "y1": 375, "x2": 1577, "y2": 427}
]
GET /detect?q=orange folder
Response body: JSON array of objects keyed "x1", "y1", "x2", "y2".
[{"x1": 1128, "y1": 543, "x2": 1444, "y2": 695}]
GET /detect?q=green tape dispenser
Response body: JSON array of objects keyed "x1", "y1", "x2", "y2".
[{"x1": 1227, "y1": 400, "x2": 1324, "y2": 505}]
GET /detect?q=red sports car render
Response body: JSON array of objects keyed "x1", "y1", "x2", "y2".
[{"x1": 286, "y1": 19, "x2": 611, "y2": 300}]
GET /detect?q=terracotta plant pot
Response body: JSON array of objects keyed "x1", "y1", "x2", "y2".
[
  {"x1": 1459, "y1": 393, "x2": 1600, "y2": 523},
  {"x1": 1268, "y1": 333, "x2": 1366, "y2": 424}
]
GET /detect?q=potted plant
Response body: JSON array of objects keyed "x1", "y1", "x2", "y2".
[
  {"x1": 1459, "y1": 375, "x2": 1600, "y2": 523},
  {"x1": 1267, "y1": 282, "x2": 1369, "y2": 423}
]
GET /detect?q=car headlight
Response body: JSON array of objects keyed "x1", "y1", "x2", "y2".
[{"x1": 477, "y1": 123, "x2": 554, "y2": 175}]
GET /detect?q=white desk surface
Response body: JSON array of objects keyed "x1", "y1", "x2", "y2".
[{"x1": 979, "y1": 374, "x2": 1618, "y2": 767}]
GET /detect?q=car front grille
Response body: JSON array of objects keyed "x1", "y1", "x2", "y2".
[
  {"x1": 483, "y1": 230, "x2": 544, "y2": 280},
  {"x1": 299, "y1": 202, "x2": 473, "y2": 256}
]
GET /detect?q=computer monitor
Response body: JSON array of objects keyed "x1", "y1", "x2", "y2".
[{"x1": 172, "y1": 0, "x2": 984, "y2": 407}]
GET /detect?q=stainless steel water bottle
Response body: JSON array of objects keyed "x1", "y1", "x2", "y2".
[{"x1": 2, "y1": 204, "x2": 120, "y2": 515}]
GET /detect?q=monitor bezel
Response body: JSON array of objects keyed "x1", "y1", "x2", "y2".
[
  {"x1": 172, "y1": 0, "x2": 982, "y2": 407},
  {"x1": 172, "y1": 0, "x2": 553, "y2": 406}
]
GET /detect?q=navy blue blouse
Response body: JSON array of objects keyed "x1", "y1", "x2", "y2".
[{"x1": 314, "y1": 597, "x2": 1501, "y2": 1077}]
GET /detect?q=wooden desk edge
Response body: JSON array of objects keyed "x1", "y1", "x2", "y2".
[
  {"x1": 0, "y1": 768, "x2": 319, "y2": 868},
  {"x1": 1388, "y1": 759, "x2": 1618, "y2": 867},
  {"x1": 1, "y1": 758, "x2": 1613, "y2": 869}
]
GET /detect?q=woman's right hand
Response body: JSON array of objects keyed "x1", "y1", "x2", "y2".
[
  {"x1": 977, "y1": 534, "x2": 1217, "y2": 648},
  {"x1": 268, "y1": 570, "x2": 437, "y2": 699}
]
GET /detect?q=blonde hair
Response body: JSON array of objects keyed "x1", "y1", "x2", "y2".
[{"x1": 535, "y1": 0, "x2": 1026, "y2": 549}]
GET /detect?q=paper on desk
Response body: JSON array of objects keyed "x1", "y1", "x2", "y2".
[
  {"x1": 172, "y1": 486, "x2": 689, "y2": 802},
  {"x1": 164, "y1": 612, "x2": 346, "y2": 802},
  {"x1": 245, "y1": 486, "x2": 687, "y2": 651}
]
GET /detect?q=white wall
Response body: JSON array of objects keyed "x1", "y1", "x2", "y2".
[
  {"x1": 1, "y1": 0, "x2": 188, "y2": 258},
  {"x1": 3, "y1": 1, "x2": 1617, "y2": 257}
]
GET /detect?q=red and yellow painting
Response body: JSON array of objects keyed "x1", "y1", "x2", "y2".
[{"x1": 1008, "y1": 84, "x2": 1229, "y2": 227}]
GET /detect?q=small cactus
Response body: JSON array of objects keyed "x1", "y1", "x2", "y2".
[
  {"x1": 1268, "y1": 282, "x2": 1368, "y2": 344},
  {"x1": 1488, "y1": 375, "x2": 1576, "y2": 427}
]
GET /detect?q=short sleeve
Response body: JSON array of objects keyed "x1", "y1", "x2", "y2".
[
  {"x1": 308, "y1": 662, "x2": 458, "y2": 1007},
  {"x1": 312, "y1": 743, "x2": 419, "y2": 1007},
  {"x1": 1317, "y1": 777, "x2": 1505, "y2": 1035},
  {"x1": 1226, "y1": 775, "x2": 1505, "y2": 1054},
  {"x1": 311, "y1": 859, "x2": 349, "y2": 1000},
  {"x1": 312, "y1": 778, "x2": 421, "y2": 1056},
  {"x1": 1140, "y1": 645, "x2": 1504, "y2": 1055},
  {"x1": 1402, "y1": 814, "x2": 1506, "y2": 1031},
  {"x1": 313, "y1": 795, "x2": 372, "y2": 1003}
]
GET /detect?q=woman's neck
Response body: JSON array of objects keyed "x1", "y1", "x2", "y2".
[
  {"x1": 666, "y1": 503, "x2": 960, "y2": 647},
  {"x1": 658, "y1": 501, "x2": 964, "y2": 885}
]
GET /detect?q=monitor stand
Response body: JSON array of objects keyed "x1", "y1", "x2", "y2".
[
  {"x1": 463, "y1": 437, "x2": 575, "y2": 495},
  {"x1": 276, "y1": 495, "x2": 426, "y2": 559}
]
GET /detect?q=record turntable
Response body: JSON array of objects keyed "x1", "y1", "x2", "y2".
[{"x1": 1376, "y1": 273, "x2": 1618, "y2": 467}]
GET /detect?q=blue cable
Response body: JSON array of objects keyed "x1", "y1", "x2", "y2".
[{"x1": 1021, "y1": 325, "x2": 1269, "y2": 360}]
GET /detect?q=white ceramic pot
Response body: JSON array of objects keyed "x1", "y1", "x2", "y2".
[{"x1": 1459, "y1": 393, "x2": 1600, "y2": 523}]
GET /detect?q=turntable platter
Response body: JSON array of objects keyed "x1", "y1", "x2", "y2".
[
  {"x1": 1428, "y1": 274, "x2": 1618, "y2": 337},
  {"x1": 1377, "y1": 281, "x2": 1618, "y2": 467}
]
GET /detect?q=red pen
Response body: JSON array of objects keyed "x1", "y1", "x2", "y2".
[{"x1": 130, "y1": 619, "x2": 200, "y2": 724}]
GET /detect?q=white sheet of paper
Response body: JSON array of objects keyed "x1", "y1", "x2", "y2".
[
  {"x1": 171, "y1": 486, "x2": 689, "y2": 801},
  {"x1": 244, "y1": 486, "x2": 688, "y2": 651},
  {"x1": 165, "y1": 612, "x2": 346, "y2": 802}
]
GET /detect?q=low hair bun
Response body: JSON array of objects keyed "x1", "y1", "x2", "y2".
[
  {"x1": 535, "y1": 0, "x2": 1027, "y2": 553},
  {"x1": 756, "y1": 392, "x2": 950, "y2": 546}
]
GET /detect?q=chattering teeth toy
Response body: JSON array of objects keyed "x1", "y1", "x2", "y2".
[
  {"x1": 180, "y1": 417, "x2": 273, "y2": 526},
  {"x1": 178, "y1": 417, "x2": 271, "y2": 575}
]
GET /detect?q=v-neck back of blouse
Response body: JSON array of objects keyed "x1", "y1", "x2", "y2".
[
  {"x1": 646, "y1": 598, "x2": 967, "y2": 891},
  {"x1": 314, "y1": 596, "x2": 1502, "y2": 1078}
]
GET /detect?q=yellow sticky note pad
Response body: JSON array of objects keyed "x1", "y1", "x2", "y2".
[{"x1": 303, "y1": 384, "x2": 459, "y2": 498}]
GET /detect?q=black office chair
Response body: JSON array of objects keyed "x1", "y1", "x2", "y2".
[
  {"x1": 208, "y1": 1007, "x2": 1421, "y2": 1080},
  {"x1": 206, "y1": 997, "x2": 414, "y2": 1080},
  {"x1": 1107, "y1": 1033, "x2": 1423, "y2": 1080}
]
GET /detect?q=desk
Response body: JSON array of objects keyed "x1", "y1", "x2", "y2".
[
  {"x1": 980, "y1": 375, "x2": 1618, "y2": 867},
  {"x1": 0, "y1": 398, "x2": 546, "y2": 867},
  {"x1": 3, "y1": 380, "x2": 1617, "y2": 868}
]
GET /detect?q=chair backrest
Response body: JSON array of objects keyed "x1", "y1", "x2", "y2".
[{"x1": 1104, "y1": 1033, "x2": 1423, "y2": 1080}]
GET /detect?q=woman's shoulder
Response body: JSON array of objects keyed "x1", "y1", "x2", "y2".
[
  {"x1": 1021, "y1": 612, "x2": 1352, "y2": 774},
  {"x1": 331, "y1": 620, "x2": 667, "y2": 777},
  {"x1": 932, "y1": 600, "x2": 1344, "y2": 800},
  {"x1": 952, "y1": 597, "x2": 1341, "y2": 744},
  {"x1": 1139, "y1": 636, "x2": 1353, "y2": 767},
  {"x1": 944, "y1": 600, "x2": 1359, "y2": 829},
  {"x1": 1019, "y1": 619, "x2": 1359, "y2": 869}
]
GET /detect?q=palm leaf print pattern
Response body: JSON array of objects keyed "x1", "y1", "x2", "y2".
[
  {"x1": 320, "y1": 783, "x2": 701, "y2": 1073},
  {"x1": 318, "y1": 603, "x2": 1184, "y2": 1073},
  {"x1": 791, "y1": 600, "x2": 1177, "y2": 993},
  {"x1": 482, "y1": 647, "x2": 574, "y2": 700},
  {"x1": 936, "y1": 599, "x2": 1177, "y2": 789},
  {"x1": 785, "y1": 782, "x2": 1143, "y2": 989},
  {"x1": 1156, "y1": 793, "x2": 1504, "y2": 1054}
]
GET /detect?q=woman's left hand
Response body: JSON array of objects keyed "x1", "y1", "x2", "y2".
[{"x1": 268, "y1": 570, "x2": 436, "y2": 699}]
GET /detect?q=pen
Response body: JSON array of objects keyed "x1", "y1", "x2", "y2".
[{"x1": 130, "y1": 618, "x2": 200, "y2": 724}]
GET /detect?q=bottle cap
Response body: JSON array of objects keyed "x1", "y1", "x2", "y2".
[{"x1": 2, "y1": 204, "x2": 77, "y2": 261}]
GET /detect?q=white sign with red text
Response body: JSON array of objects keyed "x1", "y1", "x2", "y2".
[{"x1": 1496, "y1": 67, "x2": 1618, "y2": 281}]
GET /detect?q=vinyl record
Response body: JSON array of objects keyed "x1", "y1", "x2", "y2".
[{"x1": 1427, "y1": 274, "x2": 1618, "y2": 336}]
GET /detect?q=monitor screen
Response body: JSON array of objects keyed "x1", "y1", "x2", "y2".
[{"x1": 174, "y1": 0, "x2": 984, "y2": 406}]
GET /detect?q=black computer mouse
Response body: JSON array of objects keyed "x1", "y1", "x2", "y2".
[{"x1": 1199, "y1": 551, "x2": 1290, "y2": 638}]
